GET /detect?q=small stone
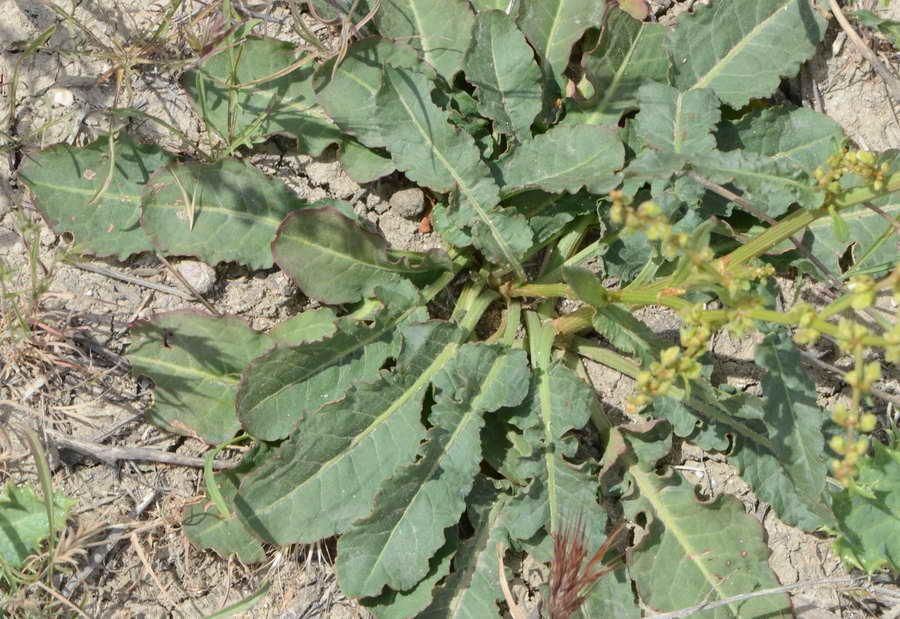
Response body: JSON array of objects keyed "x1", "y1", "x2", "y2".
[
  {"x1": 176, "y1": 260, "x2": 217, "y2": 295},
  {"x1": 389, "y1": 188, "x2": 425, "y2": 219},
  {"x1": 49, "y1": 88, "x2": 75, "y2": 107}
]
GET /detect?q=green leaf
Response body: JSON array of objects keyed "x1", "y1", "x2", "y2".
[
  {"x1": 376, "y1": 66, "x2": 531, "y2": 276},
  {"x1": 361, "y1": 528, "x2": 459, "y2": 618},
  {"x1": 18, "y1": 133, "x2": 171, "y2": 258},
  {"x1": 497, "y1": 124, "x2": 624, "y2": 195},
  {"x1": 577, "y1": 568, "x2": 640, "y2": 619},
  {"x1": 0, "y1": 483, "x2": 72, "y2": 570},
  {"x1": 469, "y1": 0, "x2": 510, "y2": 12},
  {"x1": 267, "y1": 307, "x2": 338, "y2": 343},
  {"x1": 184, "y1": 37, "x2": 340, "y2": 154},
  {"x1": 272, "y1": 206, "x2": 451, "y2": 305},
  {"x1": 833, "y1": 440, "x2": 900, "y2": 573},
  {"x1": 650, "y1": 334, "x2": 834, "y2": 532},
  {"x1": 668, "y1": 0, "x2": 827, "y2": 107},
  {"x1": 336, "y1": 344, "x2": 530, "y2": 597},
  {"x1": 464, "y1": 10, "x2": 543, "y2": 142},
  {"x1": 339, "y1": 140, "x2": 396, "y2": 183},
  {"x1": 314, "y1": 37, "x2": 430, "y2": 149},
  {"x1": 418, "y1": 479, "x2": 510, "y2": 618},
  {"x1": 591, "y1": 305, "x2": 662, "y2": 365},
  {"x1": 616, "y1": 422, "x2": 792, "y2": 618},
  {"x1": 127, "y1": 311, "x2": 300, "y2": 443},
  {"x1": 636, "y1": 82, "x2": 720, "y2": 156},
  {"x1": 234, "y1": 322, "x2": 467, "y2": 543},
  {"x1": 510, "y1": 360, "x2": 607, "y2": 543},
  {"x1": 183, "y1": 444, "x2": 271, "y2": 563},
  {"x1": 741, "y1": 331, "x2": 833, "y2": 530},
  {"x1": 803, "y1": 187, "x2": 900, "y2": 277},
  {"x1": 237, "y1": 285, "x2": 424, "y2": 441},
  {"x1": 691, "y1": 149, "x2": 824, "y2": 216},
  {"x1": 851, "y1": 9, "x2": 900, "y2": 47},
  {"x1": 141, "y1": 159, "x2": 306, "y2": 269},
  {"x1": 516, "y1": 0, "x2": 606, "y2": 92},
  {"x1": 564, "y1": 9, "x2": 668, "y2": 127},
  {"x1": 563, "y1": 265, "x2": 611, "y2": 308},
  {"x1": 716, "y1": 105, "x2": 845, "y2": 176},
  {"x1": 376, "y1": 0, "x2": 475, "y2": 82}
]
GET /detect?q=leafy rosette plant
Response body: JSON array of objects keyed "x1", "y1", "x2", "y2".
[{"x1": 18, "y1": 0, "x2": 900, "y2": 615}]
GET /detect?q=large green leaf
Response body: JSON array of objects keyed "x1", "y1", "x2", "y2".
[
  {"x1": 516, "y1": 0, "x2": 606, "y2": 92},
  {"x1": 509, "y1": 316, "x2": 607, "y2": 545},
  {"x1": 233, "y1": 322, "x2": 467, "y2": 543},
  {"x1": 630, "y1": 83, "x2": 824, "y2": 216},
  {"x1": 183, "y1": 37, "x2": 340, "y2": 154},
  {"x1": 272, "y1": 206, "x2": 451, "y2": 304},
  {"x1": 375, "y1": 66, "x2": 531, "y2": 277},
  {"x1": 668, "y1": 0, "x2": 827, "y2": 107},
  {"x1": 183, "y1": 444, "x2": 272, "y2": 563},
  {"x1": 469, "y1": 0, "x2": 510, "y2": 12},
  {"x1": 691, "y1": 149, "x2": 824, "y2": 216},
  {"x1": 336, "y1": 345, "x2": 529, "y2": 597},
  {"x1": 648, "y1": 335, "x2": 834, "y2": 531},
  {"x1": 376, "y1": 0, "x2": 475, "y2": 82},
  {"x1": 464, "y1": 10, "x2": 543, "y2": 142},
  {"x1": 739, "y1": 331, "x2": 833, "y2": 530},
  {"x1": 127, "y1": 310, "x2": 332, "y2": 443},
  {"x1": 362, "y1": 529, "x2": 459, "y2": 618},
  {"x1": 636, "y1": 82, "x2": 720, "y2": 156},
  {"x1": 497, "y1": 124, "x2": 624, "y2": 195},
  {"x1": 716, "y1": 105, "x2": 845, "y2": 175},
  {"x1": 564, "y1": 9, "x2": 668, "y2": 127},
  {"x1": 803, "y1": 187, "x2": 900, "y2": 276},
  {"x1": 418, "y1": 480, "x2": 510, "y2": 618},
  {"x1": 338, "y1": 139, "x2": 396, "y2": 183},
  {"x1": 237, "y1": 284, "x2": 425, "y2": 441},
  {"x1": 616, "y1": 421, "x2": 792, "y2": 618},
  {"x1": 833, "y1": 441, "x2": 900, "y2": 573},
  {"x1": 19, "y1": 133, "x2": 170, "y2": 258},
  {"x1": 577, "y1": 568, "x2": 641, "y2": 619},
  {"x1": 314, "y1": 38, "x2": 429, "y2": 148},
  {"x1": 0, "y1": 483, "x2": 73, "y2": 570},
  {"x1": 141, "y1": 159, "x2": 306, "y2": 269}
]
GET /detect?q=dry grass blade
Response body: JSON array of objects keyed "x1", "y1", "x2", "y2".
[{"x1": 305, "y1": 0, "x2": 382, "y2": 80}]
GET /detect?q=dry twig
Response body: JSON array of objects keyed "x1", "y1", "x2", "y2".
[{"x1": 828, "y1": 0, "x2": 900, "y2": 101}]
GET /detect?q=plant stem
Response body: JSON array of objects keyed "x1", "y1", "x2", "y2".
[{"x1": 633, "y1": 172, "x2": 900, "y2": 297}]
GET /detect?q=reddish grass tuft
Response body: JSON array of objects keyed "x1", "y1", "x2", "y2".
[{"x1": 548, "y1": 516, "x2": 626, "y2": 619}]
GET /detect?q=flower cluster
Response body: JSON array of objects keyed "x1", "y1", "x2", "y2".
[
  {"x1": 814, "y1": 148, "x2": 891, "y2": 195},
  {"x1": 627, "y1": 345, "x2": 702, "y2": 413},
  {"x1": 609, "y1": 191, "x2": 687, "y2": 259}
]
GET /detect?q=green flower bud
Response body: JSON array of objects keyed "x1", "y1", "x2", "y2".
[
  {"x1": 859, "y1": 413, "x2": 878, "y2": 433},
  {"x1": 857, "y1": 151, "x2": 876, "y2": 166},
  {"x1": 830, "y1": 435, "x2": 846, "y2": 455},
  {"x1": 831, "y1": 404, "x2": 849, "y2": 426}
]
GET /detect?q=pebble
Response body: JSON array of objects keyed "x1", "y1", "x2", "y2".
[
  {"x1": 49, "y1": 88, "x2": 75, "y2": 107},
  {"x1": 389, "y1": 188, "x2": 425, "y2": 219},
  {"x1": 176, "y1": 260, "x2": 217, "y2": 295}
]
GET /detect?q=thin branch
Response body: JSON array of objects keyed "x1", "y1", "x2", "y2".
[
  {"x1": 39, "y1": 427, "x2": 237, "y2": 470},
  {"x1": 797, "y1": 347, "x2": 900, "y2": 407},
  {"x1": 645, "y1": 576, "x2": 868, "y2": 619},
  {"x1": 828, "y1": 0, "x2": 900, "y2": 102},
  {"x1": 686, "y1": 172, "x2": 884, "y2": 326},
  {"x1": 60, "y1": 490, "x2": 157, "y2": 599},
  {"x1": 154, "y1": 252, "x2": 222, "y2": 316},
  {"x1": 862, "y1": 201, "x2": 900, "y2": 234},
  {"x1": 70, "y1": 262, "x2": 191, "y2": 300}
]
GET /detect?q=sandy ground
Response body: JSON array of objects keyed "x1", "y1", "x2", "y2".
[{"x1": 1, "y1": 0, "x2": 899, "y2": 616}]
